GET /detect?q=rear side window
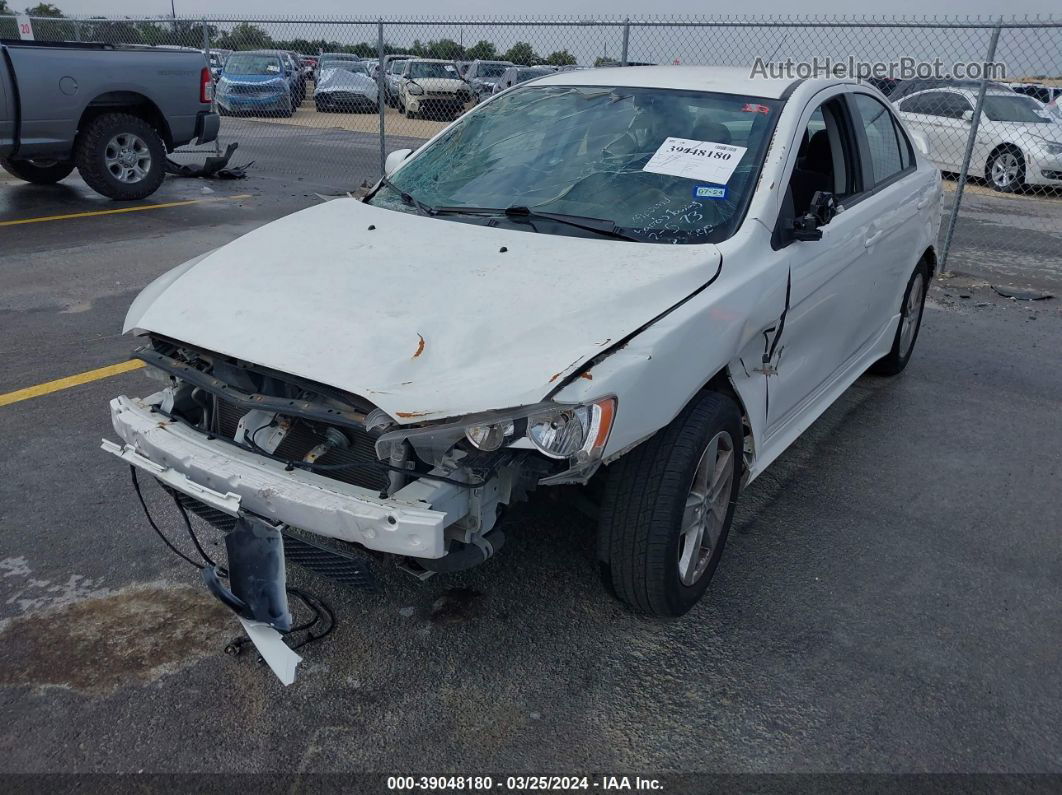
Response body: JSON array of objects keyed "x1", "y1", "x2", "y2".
[{"x1": 852, "y1": 93, "x2": 906, "y2": 186}]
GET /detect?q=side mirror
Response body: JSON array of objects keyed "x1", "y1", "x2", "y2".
[
  {"x1": 384, "y1": 148, "x2": 414, "y2": 176},
  {"x1": 792, "y1": 191, "x2": 836, "y2": 242},
  {"x1": 961, "y1": 109, "x2": 974, "y2": 123}
]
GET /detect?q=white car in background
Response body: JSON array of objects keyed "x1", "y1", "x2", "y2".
[
  {"x1": 396, "y1": 59, "x2": 469, "y2": 120},
  {"x1": 105, "y1": 68, "x2": 941, "y2": 651},
  {"x1": 894, "y1": 87, "x2": 1062, "y2": 191}
]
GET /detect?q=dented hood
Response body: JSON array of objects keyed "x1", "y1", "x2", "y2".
[{"x1": 126, "y1": 199, "x2": 720, "y2": 422}]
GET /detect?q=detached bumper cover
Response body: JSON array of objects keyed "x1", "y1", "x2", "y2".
[{"x1": 103, "y1": 395, "x2": 448, "y2": 558}]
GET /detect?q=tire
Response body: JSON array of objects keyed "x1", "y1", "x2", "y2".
[
  {"x1": 987, "y1": 146, "x2": 1025, "y2": 193},
  {"x1": 598, "y1": 391, "x2": 743, "y2": 617},
  {"x1": 870, "y1": 259, "x2": 929, "y2": 376},
  {"x1": 1, "y1": 158, "x2": 75, "y2": 185},
  {"x1": 74, "y1": 113, "x2": 165, "y2": 201}
]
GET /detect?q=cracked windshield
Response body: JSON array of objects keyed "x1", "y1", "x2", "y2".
[{"x1": 368, "y1": 85, "x2": 780, "y2": 243}]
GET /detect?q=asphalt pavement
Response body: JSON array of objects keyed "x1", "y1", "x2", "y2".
[{"x1": 0, "y1": 118, "x2": 1060, "y2": 776}]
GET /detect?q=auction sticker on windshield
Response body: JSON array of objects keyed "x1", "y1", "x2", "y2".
[{"x1": 643, "y1": 137, "x2": 748, "y2": 184}]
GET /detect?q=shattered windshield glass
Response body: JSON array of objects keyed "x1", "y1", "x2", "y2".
[{"x1": 367, "y1": 85, "x2": 780, "y2": 244}]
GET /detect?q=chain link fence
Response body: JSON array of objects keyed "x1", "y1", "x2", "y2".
[{"x1": 3, "y1": 14, "x2": 1060, "y2": 275}]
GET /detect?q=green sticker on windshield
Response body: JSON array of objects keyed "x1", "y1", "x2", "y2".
[{"x1": 693, "y1": 184, "x2": 727, "y2": 200}]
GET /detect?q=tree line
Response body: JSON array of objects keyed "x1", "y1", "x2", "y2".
[{"x1": 0, "y1": 7, "x2": 582, "y2": 66}]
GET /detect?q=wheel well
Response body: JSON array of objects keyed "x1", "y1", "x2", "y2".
[
  {"x1": 702, "y1": 369, "x2": 754, "y2": 481},
  {"x1": 77, "y1": 92, "x2": 174, "y2": 151},
  {"x1": 984, "y1": 142, "x2": 1024, "y2": 179},
  {"x1": 921, "y1": 246, "x2": 938, "y2": 279}
]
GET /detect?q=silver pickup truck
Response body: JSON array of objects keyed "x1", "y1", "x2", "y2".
[{"x1": 0, "y1": 39, "x2": 219, "y2": 200}]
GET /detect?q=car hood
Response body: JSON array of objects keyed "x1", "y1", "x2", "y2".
[
  {"x1": 125, "y1": 199, "x2": 721, "y2": 423},
  {"x1": 220, "y1": 74, "x2": 286, "y2": 85},
  {"x1": 409, "y1": 77, "x2": 466, "y2": 93}
]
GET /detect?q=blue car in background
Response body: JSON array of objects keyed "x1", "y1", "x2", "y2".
[{"x1": 216, "y1": 51, "x2": 296, "y2": 118}]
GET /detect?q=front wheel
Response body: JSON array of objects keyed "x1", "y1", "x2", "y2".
[
  {"x1": 987, "y1": 147, "x2": 1025, "y2": 193},
  {"x1": 870, "y1": 260, "x2": 929, "y2": 376},
  {"x1": 598, "y1": 391, "x2": 742, "y2": 617},
  {"x1": 73, "y1": 112, "x2": 165, "y2": 201}
]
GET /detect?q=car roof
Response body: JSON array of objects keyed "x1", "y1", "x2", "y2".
[
  {"x1": 408, "y1": 58, "x2": 455, "y2": 63},
  {"x1": 532, "y1": 65, "x2": 804, "y2": 99}
]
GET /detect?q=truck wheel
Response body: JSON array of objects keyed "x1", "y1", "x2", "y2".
[
  {"x1": 598, "y1": 391, "x2": 742, "y2": 617},
  {"x1": 1, "y1": 158, "x2": 76, "y2": 185},
  {"x1": 74, "y1": 113, "x2": 165, "y2": 201}
]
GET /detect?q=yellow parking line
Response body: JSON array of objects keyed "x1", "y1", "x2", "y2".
[
  {"x1": 0, "y1": 193, "x2": 252, "y2": 227},
  {"x1": 0, "y1": 360, "x2": 144, "y2": 408}
]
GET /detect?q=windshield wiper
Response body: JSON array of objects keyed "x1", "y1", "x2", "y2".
[
  {"x1": 431, "y1": 205, "x2": 638, "y2": 241},
  {"x1": 375, "y1": 176, "x2": 435, "y2": 216}
]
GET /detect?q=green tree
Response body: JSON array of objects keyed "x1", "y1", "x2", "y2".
[
  {"x1": 594, "y1": 56, "x2": 619, "y2": 67},
  {"x1": 0, "y1": 1, "x2": 11, "y2": 15},
  {"x1": 25, "y1": 2, "x2": 63, "y2": 16},
  {"x1": 503, "y1": 41, "x2": 537, "y2": 65},
  {"x1": 427, "y1": 37, "x2": 464, "y2": 61},
  {"x1": 545, "y1": 49, "x2": 576, "y2": 66},
  {"x1": 465, "y1": 40, "x2": 496, "y2": 61},
  {"x1": 217, "y1": 21, "x2": 273, "y2": 51}
]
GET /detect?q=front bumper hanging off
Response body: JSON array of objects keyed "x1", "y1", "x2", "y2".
[{"x1": 103, "y1": 394, "x2": 460, "y2": 559}]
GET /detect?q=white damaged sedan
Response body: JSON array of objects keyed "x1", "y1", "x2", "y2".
[{"x1": 105, "y1": 66, "x2": 942, "y2": 627}]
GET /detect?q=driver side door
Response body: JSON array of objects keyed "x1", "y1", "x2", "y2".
[{"x1": 762, "y1": 89, "x2": 880, "y2": 440}]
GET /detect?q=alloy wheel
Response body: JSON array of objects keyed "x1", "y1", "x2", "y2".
[{"x1": 677, "y1": 430, "x2": 735, "y2": 587}]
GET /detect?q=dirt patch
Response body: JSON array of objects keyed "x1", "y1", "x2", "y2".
[{"x1": 0, "y1": 582, "x2": 233, "y2": 695}]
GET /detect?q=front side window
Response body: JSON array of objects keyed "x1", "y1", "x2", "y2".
[
  {"x1": 368, "y1": 85, "x2": 781, "y2": 244},
  {"x1": 852, "y1": 93, "x2": 905, "y2": 185}
]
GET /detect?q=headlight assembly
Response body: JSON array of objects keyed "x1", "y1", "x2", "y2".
[
  {"x1": 408, "y1": 83, "x2": 425, "y2": 96},
  {"x1": 464, "y1": 420, "x2": 515, "y2": 452},
  {"x1": 1042, "y1": 140, "x2": 1062, "y2": 156},
  {"x1": 377, "y1": 397, "x2": 617, "y2": 470}
]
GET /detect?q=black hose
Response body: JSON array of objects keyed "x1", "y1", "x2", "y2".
[{"x1": 130, "y1": 466, "x2": 203, "y2": 570}]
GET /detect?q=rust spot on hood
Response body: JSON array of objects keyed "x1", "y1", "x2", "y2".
[
  {"x1": 579, "y1": 372, "x2": 593, "y2": 380},
  {"x1": 396, "y1": 410, "x2": 431, "y2": 419},
  {"x1": 548, "y1": 371, "x2": 563, "y2": 383},
  {"x1": 412, "y1": 334, "x2": 426, "y2": 359}
]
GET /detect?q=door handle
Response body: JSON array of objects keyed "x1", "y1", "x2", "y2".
[
  {"x1": 864, "y1": 229, "x2": 885, "y2": 247},
  {"x1": 916, "y1": 196, "x2": 931, "y2": 209}
]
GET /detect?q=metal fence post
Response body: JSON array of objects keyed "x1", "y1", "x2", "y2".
[
  {"x1": 202, "y1": 18, "x2": 221, "y2": 155},
  {"x1": 377, "y1": 19, "x2": 386, "y2": 176},
  {"x1": 620, "y1": 18, "x2": 630, "y2": 66},
  {"x1": 939, "y1": 18, "x2": 1002, "y2": 272}
]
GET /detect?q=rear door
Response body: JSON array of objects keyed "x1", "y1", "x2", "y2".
[
  {"x1": 846, "y1": 91, "x2": 928, "y2": 342},
  {"x1": 896, "y1": 91, "x2": 957, "y2": 169}
]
